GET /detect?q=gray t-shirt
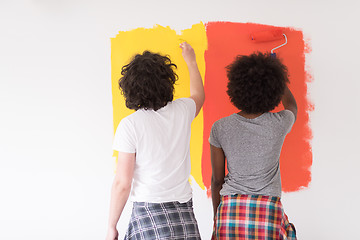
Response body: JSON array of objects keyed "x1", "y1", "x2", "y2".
[{"x1": 209, "y1": 110, "x2": 295, "y2": 197}]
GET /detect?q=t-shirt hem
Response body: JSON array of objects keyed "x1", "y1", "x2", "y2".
[
  {"x1": 112, "y1": 147, "x2": 136, "y2": 153},
  {"x1": 209, "y1": 141, "x2": 221, "y2": 148},
  {"x1": 130, "y1": 194, "x2": 192, "y2": 204},
  {"x1": 220, "y1": 191, "x2": 282, "y2": 198}
]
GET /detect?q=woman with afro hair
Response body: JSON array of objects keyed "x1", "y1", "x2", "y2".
[
  {"x1": 210, "y1": 52, "x2": 297, "y2": 239},
  {"x1": 106, "y1": 42, "x2": 204, "y2": 240}
]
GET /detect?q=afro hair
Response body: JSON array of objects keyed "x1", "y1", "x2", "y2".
[{"x1": 226, "y1": 52, "x2": 289, "y2": 114}]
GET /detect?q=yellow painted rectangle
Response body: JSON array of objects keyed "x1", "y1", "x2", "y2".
[{"x1": 111, "y1": 23, "x2": 207, "y2": 188}]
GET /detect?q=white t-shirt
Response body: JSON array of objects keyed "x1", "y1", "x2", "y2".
[{"x1": 113, "y1": 98, "x2": 196, "y2": 203}]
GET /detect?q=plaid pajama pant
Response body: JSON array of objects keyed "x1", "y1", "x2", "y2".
[
  {"x1": 125, "y1": 199, "x2": 201, "y2": 240},
  {"x1": 213, "y1": 195, "x2": 296, "y2": 240}
]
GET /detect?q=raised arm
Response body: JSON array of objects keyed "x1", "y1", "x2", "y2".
[
  {"x1": 180, "y1": 42, "x2": 205, "y2": 117},
  {"x1": 282, "y1": 85, "x2": 298, "y2": 120},
  {"x1": 106, "y1": 152, "x2": 135, "y2": 240}
]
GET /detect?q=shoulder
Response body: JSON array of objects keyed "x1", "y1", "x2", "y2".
[
  {"x1": 211, "y1": 114, "x2": 237, "y2": 130},
  {"x1": 172, "y1": 98, "x2": 196, "y2": 118},
  {"x1": 264, "y1": 110, "x2": 295, "y2": 133},
  {"x1": 119, "y1": 111, "x2": 137, "y2": 123},
  {"x1": 268, "y1": 110, "x2": 295, "y2": 124},
  {"x1": 209, "y1": 114, "x2": 236, "y2": 147},
  {"x1": 173, "y1": 98, "x2": 196, "y2": 108},
  {"x1": 116, "y1": 114, "x2": 135, "y2": 132},
  {"x1": 116, "y1": 111, "x2": 146, "y2": 131}
]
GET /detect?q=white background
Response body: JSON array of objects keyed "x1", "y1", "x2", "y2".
[{"x1": 1, "y1": 0, "x2": 360, "y2": 239}]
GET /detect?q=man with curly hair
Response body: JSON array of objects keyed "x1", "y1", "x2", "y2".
[
  {"x1": 210, "y1": 52, "x2": 297, "y2": 239},
  {"x1": 106, "y1": 42, "x2": 204, "y2": 240}
]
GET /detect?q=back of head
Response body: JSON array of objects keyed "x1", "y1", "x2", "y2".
[
  {"x1": 226, "y1": 52, "x2": 289, "y2": 114},
  {"x1": 119, "y1": 51, "x2": 178, "y2": 111}
]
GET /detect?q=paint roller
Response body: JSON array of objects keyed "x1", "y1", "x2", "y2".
[{"x1": 250, "y1": 29, "x2": 287, "y2": 57}]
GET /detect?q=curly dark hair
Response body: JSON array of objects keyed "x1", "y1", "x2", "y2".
[
  {"x1": 119, "y1": 51, "x2": 178, "y2": 111},
  {"x1": 226, "y1": 52, "x2": 289, "y2": 114}
]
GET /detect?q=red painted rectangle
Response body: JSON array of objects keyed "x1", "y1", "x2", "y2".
[{"x1": 202, "y1": 22, "x2": 312, "y2": 195}]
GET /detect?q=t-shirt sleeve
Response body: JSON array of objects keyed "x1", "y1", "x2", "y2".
[
  {"x1": 113, "y1": 118, "x2": 136, "y2": 153},
  {"x1": 277, "y1": 110, "x2": 296, "y2": 134},
  {"x1": 177, "y1": 98, "x2": 196, "y2": 122},
  {"x1": 209, "y1": 122, "x2": 222, "y2": 148}
]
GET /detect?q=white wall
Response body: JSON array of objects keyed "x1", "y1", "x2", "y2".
[{"x1": 1, "y1": 0, "x2": 359, "y2": 239}]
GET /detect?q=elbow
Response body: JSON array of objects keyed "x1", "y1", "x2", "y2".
[
  {"x1": 112, "y1": 179, "x2": 132, "y2": 193},
  {"x1": 211, "y1": 175, "x2": 224, "y2": 187},
  {"x1": 199, "y1": 90, "x2": 205, "y2": 106},
  {"x1": 199, "y1": 93, "x2": 205, "y2": 108}
]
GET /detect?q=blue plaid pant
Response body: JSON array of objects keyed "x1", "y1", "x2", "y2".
[{"x1": 125, "y1": 199, "x2": 201, "y2": 240}]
